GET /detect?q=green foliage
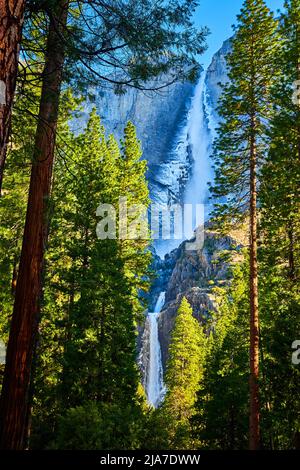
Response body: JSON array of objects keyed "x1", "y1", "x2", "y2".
[
  {"x1": 193, "y1": 256, "x2": 300, "y2": 450},
  {"x1": 193, "y1": 263, "x2": 250, "y2": 449},
  {"x1": 161, "y1": 297, "x2": 207, "y2": 449},
  {"x1": 260, "y1": 0, "x2": 300, "y2": 282},
  {"x1": 1, "y1": 0, "x2": 299, "y2": 452},
  {"x1": 210, "y1": 0, "x2": 279, "y2": 228},
  {"x1": 28, "y1": 110, "x2": 152, "y2": 449},
  {"x1": 55, "y1": 401, "x2": 145, "y2": 450},
  {"x1": 23, "y1": 0, "x2": 208, "y2": 94},
  {"x1": 257, "y1": 1, "x2": 300, "y2": 447},
  {"x1": 259, "y1": 271, "x2": 300, "y2": 449}
]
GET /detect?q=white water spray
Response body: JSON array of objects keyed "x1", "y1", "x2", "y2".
[
  {"x1": 183, "y1": 73, "x2": 214, "y2": 230},
  {"x1": 155, "y1": 71, "x2": 215, "y2": 257},
  {"x1": 146, "y1": 292, "x2": 166, "y2": 407}
]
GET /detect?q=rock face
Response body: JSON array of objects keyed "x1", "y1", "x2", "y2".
[
  {"x1": 73, "y1": 38, "x2": 231, "y2": 209},
  {"x1": 138, "y1": 317, "x2": 151, "y2": 393},
  {"x1": 74, "y1": 74, "x2": 196, "y2": 205},
  {"x1": 205, "y1": 38, "x2": 232, "y2": 122},
  {"x1": 136, "y1": 38, "x2": 235, "y2": 380},
  {"x1": 157, "y1": 227, "x2": 245, "y2": 370}
]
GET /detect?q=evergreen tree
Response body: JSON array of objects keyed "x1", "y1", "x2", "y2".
[
  {"x1": 162, "y1": 297, "x2": 207, "y2": 449},
  {"x1": 0, "y1": 0, "x2": 70, "y2": 449},
  {"x1": 210, "y1": 0, "x2": 279, "y2": 449},
  {"x1": 193, "y1": 263, "x2": 250, "y2": 450},
  {"x1": 119, "y1": 122, "x2": 152, "y2": 317},
  {"x1": 258, "y1": 267, "x2": 300, "y2": 449},
  {"x1": 258, "y1": 0, "x2": 300, "y2": 448},
  {"x1": 30, "y1": 110, "x2": 151, "y2": 449},
  {"x1": 260, "y1": 0, "x2": 300, "y2": 283},
  {"x1": 193, "y1": 259, "x2": 300, "y2": 450}
]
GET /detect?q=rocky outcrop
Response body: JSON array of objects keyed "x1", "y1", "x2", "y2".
[
  {"x1": 205, "y1": 38, "x2": 232, "y2": 122},
  {"x1": 157, "y1": 226, "x2": 246, "y2": 369},
  {"x1": 73, "y1": 73, "x2": 197, "y2": 206},
  {"x1": 165, "y1": 228, "x2": 243, "y2": 301}
]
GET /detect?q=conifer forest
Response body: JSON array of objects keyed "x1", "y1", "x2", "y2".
[{"x1": 0, "y1": 0, "x2": 299, "y2": 457}]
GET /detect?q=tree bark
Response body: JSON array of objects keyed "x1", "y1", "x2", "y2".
[
  {"x1": 249, "y1": 116, "x2": 260, "y2": 450},
  {"x1": 0, "y1": 0, "x2": 69, "y2": 450},
  {"x1": 0, "y1": 0, "x2": 26, "y2": 196}
]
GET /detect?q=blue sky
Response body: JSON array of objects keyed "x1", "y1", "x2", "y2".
[{"x1": 195, "y1": 0, "x2": 285, "y2": 68}]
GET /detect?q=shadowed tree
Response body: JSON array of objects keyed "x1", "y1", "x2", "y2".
[{"x1": 0, "y1": 0, "x2": 26, "y2": 195}]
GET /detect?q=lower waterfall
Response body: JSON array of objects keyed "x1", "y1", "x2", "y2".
[
  {"x1": 142, "y1": 71, "x2": 216, "y2": 406},
  {"x1": 146, "y1": 292, "x2": 166, "y2": 407}
]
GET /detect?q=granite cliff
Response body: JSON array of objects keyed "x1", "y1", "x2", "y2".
[
  {"x1": 205, "y1": 38, "x2": 232, "y2": 122},
  {"x1": 157, "y1": 226, "x2": 247, "y2": 370},
  {"x1": 74, "y1": 74, "x2": 196, "y2": 206},
  {"x1": 74, "y1": 38, "x2": 237, "y2": 385}
]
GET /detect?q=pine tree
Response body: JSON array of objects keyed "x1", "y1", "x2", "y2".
[
  {"x1": 193, "y1": 263, "x2": 250, "y2": 450},
  {"x1": 119, "y1": 122, "x2": 152, "y2": 317},
  {"x1": 210, "y1": 0, "x2": 279, "y2": 449},
  {"x1": 29, "y1": 111, "x2": 151, "y2": 449},
  {"x1": 162, "y1": 297, "x2": 207, "y2": 449},
  {"x1": 260, "y1": 0, "x2": 300, "y2": 282},
  {"x1": 258, "y1": 0, "x2": 300, "y2": 448},
  {"x1": 0, "y1": 82, "x2": 81, "y2": 447},
  {"x1": 0, "y1": 0, "x2": 69, "y2": 450}
]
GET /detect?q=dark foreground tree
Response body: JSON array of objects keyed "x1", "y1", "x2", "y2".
[
  {"x1": 0, "y1": 0, "x2": 26, "y2": 195},
  {"x1": 0, "y1": 0, "x2": 69, "y2": 449}
]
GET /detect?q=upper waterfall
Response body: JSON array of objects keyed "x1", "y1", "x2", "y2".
[
  {"x1": 183, "y1": 72, "x2": 214, "y2": 230},
  {"x1": 155, "y1": 69, "x2": 216, "y2": 257}
]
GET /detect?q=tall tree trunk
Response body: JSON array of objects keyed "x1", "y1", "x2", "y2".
[
  {"x1": 0, "y1": 0, "x2": 26, "y2": 196},
  {"x1": 0, "y1": 0, "x2": 69, "y2": 450},
  {"x1": 249, "y1": 117, "x2": 260, "y2": 450}
]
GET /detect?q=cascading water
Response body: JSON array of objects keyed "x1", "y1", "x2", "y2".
[
  {"x1": 154, "y1": 70, "x2": 215, "y2": 257},
  {"x1": 143, "y1": 70, "x2": 217, "y2": 406},
  {"x1": 146, "y1": 292, "x2": 166, "y2": 407},
  {"x1": 183, "y1": 72, "x2": 214, "y2": 232}
]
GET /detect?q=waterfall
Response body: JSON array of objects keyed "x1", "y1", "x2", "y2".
[
  {"x1": 146, "y1": 292, "x2": 166, "y2": 407},
  {"x1": 183, "y1": 72, "x2": 214, "y2": 234},
  {"x1": 154, "y1": 70, "x2": 215, "y2": 257},
  {"x1": 141, "y1": 71, "x2": 217, "y2": 404}
]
